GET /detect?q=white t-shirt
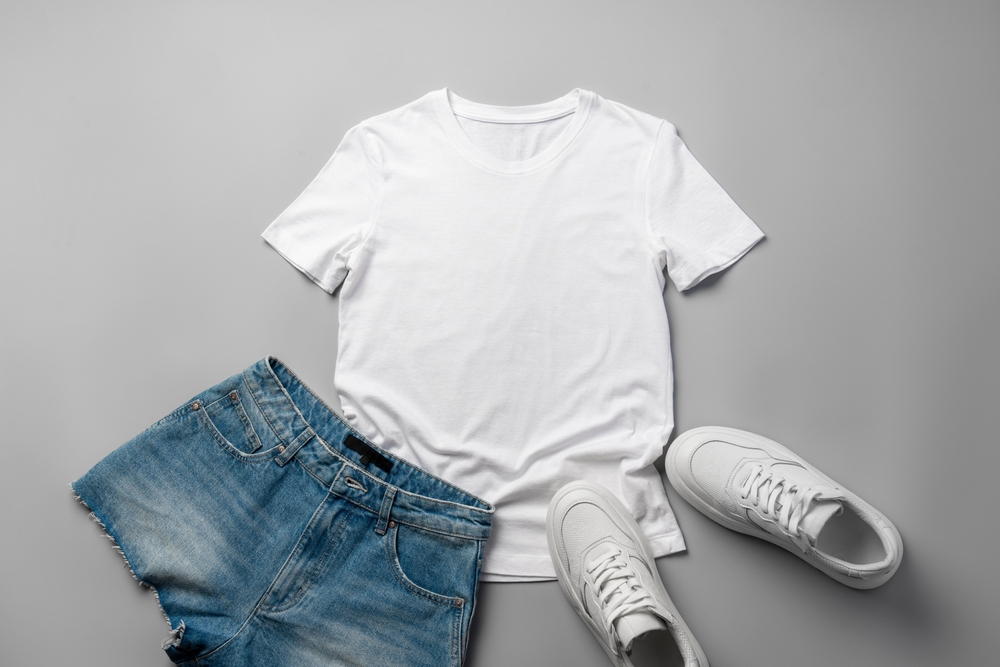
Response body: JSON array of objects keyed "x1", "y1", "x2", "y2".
[{"x1": 263, "y1": 89, "x2": 763, "y2": 581}]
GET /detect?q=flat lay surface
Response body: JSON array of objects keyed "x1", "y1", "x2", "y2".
[{"x1": 2, "y1": 2, "x2": 998, "y2": 665}]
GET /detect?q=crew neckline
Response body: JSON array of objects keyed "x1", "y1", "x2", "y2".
[{"x1": 435, "y1": 88, "x2": 595, "y2": 175}]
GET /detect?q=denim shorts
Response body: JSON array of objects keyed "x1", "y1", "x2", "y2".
[{"x1": 72, "y1": 357, "x2": 494, "y2": 667}]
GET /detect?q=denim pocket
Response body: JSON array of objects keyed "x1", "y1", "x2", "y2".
[
  {"x1": 386, "y1": 522, "x2": 473, "y2": 606},
  {"x1": 197, "y1": 391, "x2": 264, "y2": 458}
]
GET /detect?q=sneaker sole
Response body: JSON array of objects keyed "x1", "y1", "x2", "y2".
[
  {"x1": 546, "y1": 480, "x2": 709, "y2": 666},
  {"x1": 665, "y1": 426, "x2": 903, "y2": 590}
]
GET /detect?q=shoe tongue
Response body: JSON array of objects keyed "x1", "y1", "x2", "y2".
[
  {"x1": 616, "y1": 610, "x2": 667, "y2": 651},
  {"x1": 799, "y1": 499, "x2": 842, "y2": 542}
]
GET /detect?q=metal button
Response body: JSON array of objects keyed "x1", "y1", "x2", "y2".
[
  {"x1": 191, "y1": 402, "x2": 199, "y2": 410},
  {"x1": 388, "y1": 520, "x2": 395, "y2": 529},
  {"x1": 278, "y1": 445, "x2": 285, "y2": 453},
  {"x1": 229, "y1": 391, "x2": 237, "y2": 399}
]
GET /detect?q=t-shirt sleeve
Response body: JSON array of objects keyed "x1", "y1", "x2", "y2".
[
  {"x1": 646, "y1": 121, "x2": 764, "y2": 292},
  {"x1": 261, "y1": 124, "x2": 381, "y2": 293}
]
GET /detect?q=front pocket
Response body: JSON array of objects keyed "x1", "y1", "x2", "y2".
[
  {"x1": 202, "y1": 391, "x2": 261, "y2": 454},
  {"x1": 385, "y1": 522, "x2": 475, "y2": 607},
  {"x1": 194, "y1": 399, "x2": 276, "y2": 463}
]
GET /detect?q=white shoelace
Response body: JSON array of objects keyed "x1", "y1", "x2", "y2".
[
  {"x1": 740, "y1": 464, "x2": 821, "y2": 547},
  {"x1": 586, "y1": 547, "x2": 657, "y2": 641}
]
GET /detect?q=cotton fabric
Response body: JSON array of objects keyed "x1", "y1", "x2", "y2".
[{"x1": 263, "y1": 89, "x2": 763, "y2": 580}]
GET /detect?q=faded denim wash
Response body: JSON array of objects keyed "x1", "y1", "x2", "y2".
[{"x1": 72, "y1": 357, "x2": 494, "y2": 667}]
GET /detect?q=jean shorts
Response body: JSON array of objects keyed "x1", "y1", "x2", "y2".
[{"x1": 72, "y1": 357, "x2": 494, "y2": 667}]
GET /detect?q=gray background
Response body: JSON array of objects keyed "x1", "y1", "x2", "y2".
[{"x1": 2, "y1": 1, "x2": 998, "y2": 665}]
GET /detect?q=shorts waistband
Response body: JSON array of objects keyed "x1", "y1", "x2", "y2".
[{"x1": 239, "y1": 356, "x2": 494, "y2": 540}]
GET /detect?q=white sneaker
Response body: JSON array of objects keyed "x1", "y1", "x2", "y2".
[
  {"x1": 665, "y1": 426, "x2": 903, "y2": 589},
  {"x1": 546, "y1": 480, "x2": 708, "y2": 667}
]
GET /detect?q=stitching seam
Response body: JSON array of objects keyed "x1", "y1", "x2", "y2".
[{"x1": 384, "y1": 526, "x2": 463, "y2": 607}]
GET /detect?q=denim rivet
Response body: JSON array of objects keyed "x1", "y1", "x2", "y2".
[
  {"x1": 278, "y1": 445, "x2": 285, "y2": 453},
  {"x1": 192, "y1": 402, "x2": 199, "y2": 410},
  {"x1": 456, "y1": 599, "x2": 463, "y2": 607},
  {"x1": 388, "y1": 520, "x2": 395, "y2": 528},
  {"x1": 229, "y1": 391, "x2": 237, "y2": 399}
]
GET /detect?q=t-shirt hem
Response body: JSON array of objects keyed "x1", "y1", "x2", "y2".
[{"x1": 479, "y1": 529, "x2": 687, "y2": 583}]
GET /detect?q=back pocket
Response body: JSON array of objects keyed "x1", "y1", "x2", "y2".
[{"x1": 202, "y1": 390, "x2": 262, "y2": 454}]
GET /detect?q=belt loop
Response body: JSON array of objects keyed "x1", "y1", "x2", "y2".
[
  {"x1": 375, "y1": 487, "x2": 397, "y2": 535},
  {"x1": 275, "y1": 427, "x2": 315, "y2": 466}
]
